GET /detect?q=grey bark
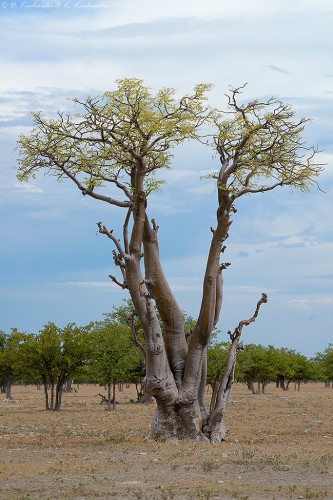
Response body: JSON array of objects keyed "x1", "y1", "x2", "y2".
[{"x1": 96, "y1": 158, "x2": 268, "y2": 443}]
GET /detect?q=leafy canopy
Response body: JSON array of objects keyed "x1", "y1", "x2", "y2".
[
  {"x1": 206, "y1": 85, "x2": 323, "y2": 197},
  {"x1": 16, "y1": 78, "x2": 212, "y2": 201},
  {"x1": 16, "y1": 79, "x2": 323, "y2": 207}
]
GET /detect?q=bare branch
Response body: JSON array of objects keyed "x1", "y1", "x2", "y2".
[
  {"x1": 229, "y1": 293, "x2": 268, "y2": 341},
  {"x1": 108, "y1": 274, "x2": 128, "y2": 289},
  {"x1": 127, "y1": 311, "x2": 146, "y2": 361},
  {"x1": 233, "y1": 181, "x2": 284, "y2": 199},
  {"x1": 96, "y1": 222, "x2": 128, "y2": 260},
  {"x1": 58, "y1": 162, "x2": 131, "y2": 208}
]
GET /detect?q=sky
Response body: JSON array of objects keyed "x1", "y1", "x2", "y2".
[{"x1": 0, "y1": 0, "x2": 332, "y2": 357}]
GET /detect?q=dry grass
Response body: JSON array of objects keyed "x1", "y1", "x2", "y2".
[{"x1": 0, "y1": 383, "x2": 332, "y2": 499}]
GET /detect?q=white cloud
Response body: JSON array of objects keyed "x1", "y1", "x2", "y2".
[
  {"x1": 289, "y1": 296, "x2": 333, "y2": 310},
  {"x1": 11, "y1": 182, "x2": 44, "y2": 194},
  {"x1": 94, "y1": 0, "x2": 333, "y2": 24},
  {"x1": 1, "y1": 2, "x2": 332, "y2": 100}
]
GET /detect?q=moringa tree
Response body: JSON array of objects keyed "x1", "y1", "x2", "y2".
[{"x1": 16, "y1": 78, "x2": 322, "y2": 443}]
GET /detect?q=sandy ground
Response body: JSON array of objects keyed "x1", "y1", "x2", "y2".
[{"x1": 0, "y1": 383, "x2": 332, "y2": 499}]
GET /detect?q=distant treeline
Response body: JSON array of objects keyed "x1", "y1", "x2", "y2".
[{"x1": 1, "y1": 309, "x2": 332, "y2": 410}]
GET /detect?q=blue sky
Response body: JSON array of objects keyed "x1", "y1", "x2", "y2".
[{"x1": 1, "y1": 0, "x2": 332, "y2": 356}]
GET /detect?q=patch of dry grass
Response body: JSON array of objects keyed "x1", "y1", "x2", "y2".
[{"x1": 0, "y1": 383, "x2": 332, "y2": 499}]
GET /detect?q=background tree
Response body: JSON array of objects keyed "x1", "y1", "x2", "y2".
[
  {"x1": 236, "y1": 345, "x2": 315, "y2": 393},
  {"x1": 90, "y1": 318, "x2": 143, "y2": 409},
  {"x1": 273, "y1": 348, "x2": 315, "y2": 390},
  {"x1": 0, "y1": 331, "x2": 8, "y2": 395},
  {"x1": 16, "y1": 79, "x2": 322, "y2": 443},
  {"x1": 26, "y1": 322, "x2": 92, "y2": 410},
  {"x1": 313, "y1": 344, "x2": 333, "y2": 387},
  {"x1": 0, "y1": 329, "x2": 32, "y2": 399},
  {"x1": 236, "y1": 344, "x2": 276, "y2": 394}
]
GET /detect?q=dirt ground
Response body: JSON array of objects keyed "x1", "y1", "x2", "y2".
[{"x1": 0, "y1": 383, "x2": 332, "y2": 500}]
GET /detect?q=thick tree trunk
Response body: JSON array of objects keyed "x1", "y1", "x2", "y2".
[
  {"x1": 106, "y1": 160, "x2": 267, "y2": 444},
  {"x1": 125, "y1": 167, "x2": 178, "y2": 409},
  {"x1": 148, "y1": 399, "x2": 208, "y2": 442},
  {"x1": 143, "y1": 216, "x2": 187, "y2": 389}
]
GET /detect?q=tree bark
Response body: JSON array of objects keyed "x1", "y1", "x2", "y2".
[
  {"x1": 180, "y1": 189, "x2": 231, "y2": 408},
  {"x1": 121, "y1": 163, "x2": 267, "y2": 442},
  {"x1": 50, "y1": 381, "x2": 55, "y2": 410},
  {"x1": 143, "y1": 217, "x2": 187, "y2": 389},
  {"x1": 5, "y1": 379, "x2": 12, "y2": 400},
  {"x1": 43, "y1": 380, "x2": 49, "y2": 410},
  {"x1": 125, "y1": 165, "x2": 178, "y2": 408},
  {"x1": 55, "y1": 380, "x2": 63, "y2": 410}
]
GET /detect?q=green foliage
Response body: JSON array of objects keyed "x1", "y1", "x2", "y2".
[
  {"x1": 16, "y1": 79, "x2": 321, "y2": 211},
  {"x1": 1, "y1": 313, "x2": 332, "y2": 405},
  {"x1": 90, "y1": 317, "x2": 144, "y2": 386},
  {"x1": 313, "y1": 344, "x2": 333, "y2": 381},
  {"x1": 207, "y1": 341, "x2": 229, "y2": 386},
  {"x1": 0, "y1": 329, "x2": 34, "y2": 387},
  {"x1": 236, "y1": 344, "x2": 316, "y2": 386},
  {"x1": 15, "y1": 322, "x2": 94, "y2": 409},
  {"x1": 28, "y1": 322, "x2": 93, "y2": 385},
  {"x1": 16, "y1": 78, "x2": 212, "y2": 197},
  {"x1": 206, "y1": 86, "x2": 323, "y2": 196},
  {"x1": 236, "y1": 344, "x2": 276, "y2": 383}
]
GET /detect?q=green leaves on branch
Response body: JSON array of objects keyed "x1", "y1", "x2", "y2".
[
  {"x1": 209, "y1": 86, "x2": 323, "y2": 197},
  {"x1": 90, "y1": 318, "x2": 143, "y2": 386},
  {"x1": 313, "y1": 344, "x2": 333, "y2": 381},
  {"x1": 16, "y1": 78, "x2": 213, "y2": 204},
  {"x1": 206, "y1": 342, "x2": 323, "y2": 389},
  {"x1": 15, "y1": 78, "x2": 323, "y2": 215}
]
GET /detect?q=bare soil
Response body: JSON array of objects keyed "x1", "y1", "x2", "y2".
[{"x1": 0, "y1": 383, "x2": 332, "y2": 499}]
